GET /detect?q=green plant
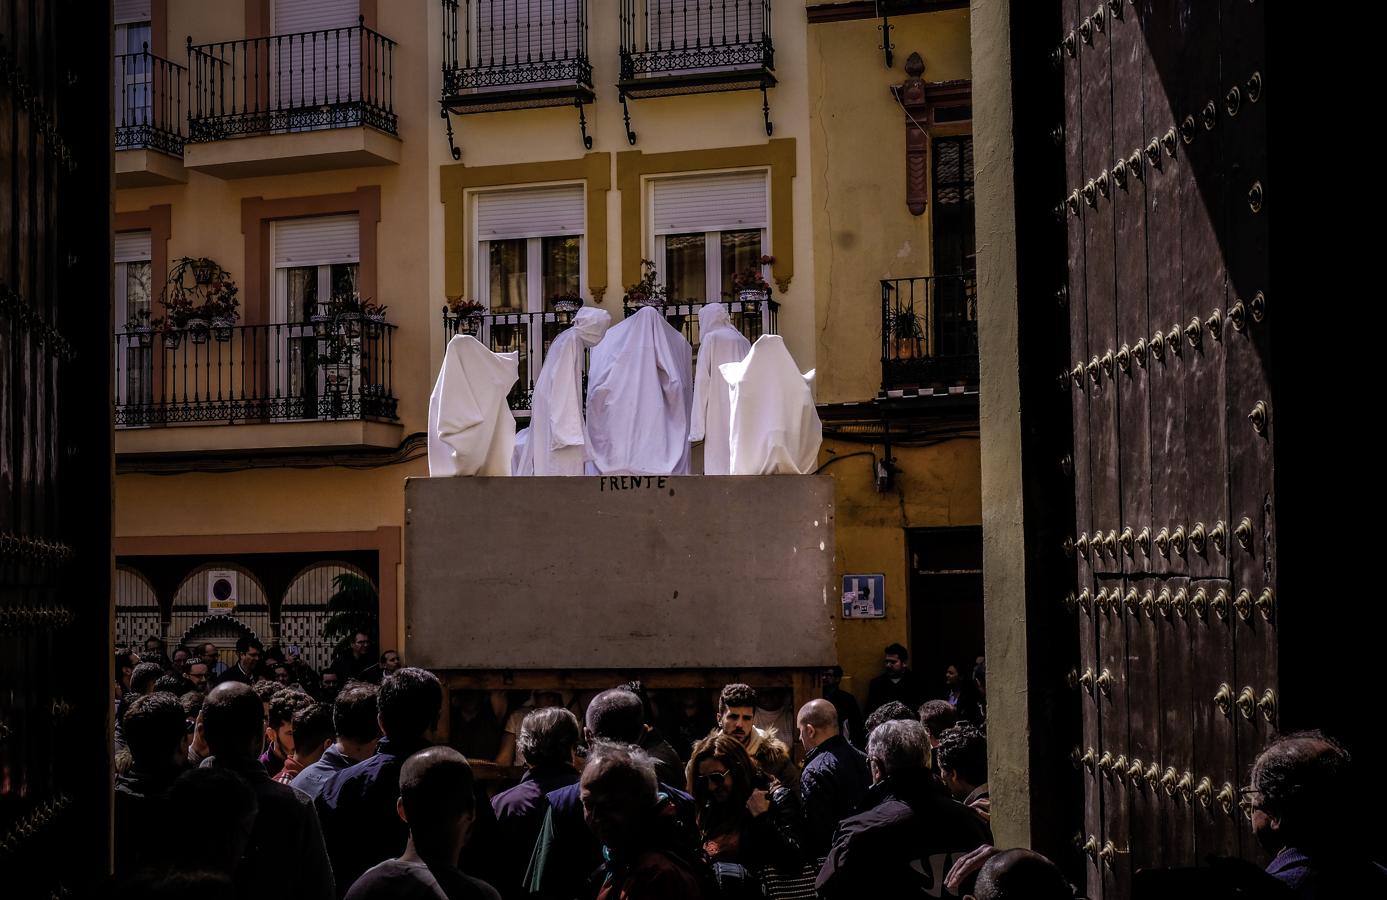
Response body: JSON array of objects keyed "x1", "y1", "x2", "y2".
[
  {"x1": 447, "y1": 297, "x2": 486, "y2": 316},
  {"x1": 891, "y1": 308, "x2": 923, "y2": 338},
  {"x1": 362, "y1": 299, "x2": 389, "y2": 319},
  {"x1": 728, "y1": 254, "x2": 775, "y2": 297},
  {"x1": 125, "y1": 308, "x2": 153, "y2": 331},
  {"x1": 321, "y1": 572, "x2": 379, "y2": 659},
  {"x1": 623, "y1": 259, "x2": 667, "y2": 306}
]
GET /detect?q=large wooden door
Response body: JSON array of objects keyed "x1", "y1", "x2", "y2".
[
  {"x1": 1060, "y1": 1, "x2": 1270, "y2": 895},
  {"x1": 1, "y1": 0, "x2": 114, "y2": 893}
]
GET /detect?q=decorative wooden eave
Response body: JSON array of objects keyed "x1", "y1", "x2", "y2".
[{"x1": 891, "y1": 52, "x2": 973, "y2": 216}]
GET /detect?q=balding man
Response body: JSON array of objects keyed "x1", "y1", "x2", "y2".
[
  {"x1": 969, "y1": 848, "x2": 1072, "y2": 900},
  {"x1": 797, "y1": 698, "x2": 871, "y2": 858}
]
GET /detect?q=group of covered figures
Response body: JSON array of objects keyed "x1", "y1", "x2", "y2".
[{"x1": 427, "y1": 304, "x2": 822, "y2": 478}]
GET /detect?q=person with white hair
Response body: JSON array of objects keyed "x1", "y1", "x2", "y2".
[{"x1": 816, "y1": 719, "x2": 990, "y2": 898}]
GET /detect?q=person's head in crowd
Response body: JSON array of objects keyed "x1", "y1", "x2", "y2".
[
  {"x1": 1248, "y1": 729, "x2": 1352, "y2": 855},
  {"x1": 182, "y1": 693, "x2": 209, "y2": 762},
  {"x1": 581, "y1": 741, "x2": 658, "y2": 850},
  {"x1": 866, "y1": 718, "x2": 932, "y2": 784},
  {"x1": 320, "y1": 671, "x2": 340, "y2": 699},
  {"x1": 131, "y1": 662, "x2": 164, "y2": 695},
  {"x1": 396, "y1": 747, "x2": 478, "y2": 864},
  {"x1": 937, "y1": 724, "x2": 987, "y2": 800},
  {"x1": 584, "y1": 687, "x2": 646, "y2": 745},
  {"x1": 263, "y1": 645, "x2": 284, "y2": 669},
  {"x1": 945, "y1": 663, "x2": 962, "y2": 688},
  {"x1": 266, "y1": 689, "x2": 311, "y2": 760},
  {"x1": 200, "y1": 643, "x2": 220, "y2": 667},
  {"x1": 919, "y1": 700, "x2": 960, "y2": 747},
  {"x1": 822, "y1": 665, "x2": 844, "y2": 692},
  {"x1": 172, "y1": 647, "x2": 190, "y2": 674},
  {"x1": 519, "y1": 707, "x2": 581, "y2": 771},
  {"x1": 234, "y1": 636, "x2": 262, "y2": 675},
  {"x1": 717, "y1": 683, "x2": 759, "y2": 746},
  {"x1": 687, "y1": 734, "x2": 756, "y2": 822},
  {"x1": 180, "y1": 690, "x2": 205, "y2": 722},
  {"x1": 968, "y1": 848, "x2": 1072, "y2": 900},
  {"x1": 144, "y1": 636, "x2": 165, "y2": 659},
  {"x1": 155, "y1": 672, "x2": 187, "y2": 695},
  {"x1": 116, "y1": 649, "x2": 140, "y2": 692},
  {"x1": 350, "y1": 631, "x2": 371, "y2": 660},
  {"x1": 378, "y1": 666, "x2": 443, "y2": 743},
  {"x1": 272, "y1": 664, "x2": 292, "y2": 686},
  {"x1": 251, "y1": 679, "x2": 280, "y2": 718},
  {"x1": 186, "y1": 660, "x2": 210, "y2": 693},
  {"x1": 796, "y1": 698, "x2": 840, "y2": 752},
  {"x1": 168, "y1": 767, "x2": 257, "y2": 874},
  {"x1": 123, "y1": 691, "x2": 191, "y2": 772},
  {"x1": 883, "y1": 642, "x2": 909, "y2": 675},
  {"x1": 333, "y1": 681, "x2": 381, "y2": 759},
  {"x1": 865, "y1": 700, "x2": 917, "y2": 735},
  {"x1": 289, "y1": 702, "x2": 334, "y2": 767},
  {"x1": 201, "y1": 682, "x2": 266, "y2": 760},
  {"x1": 380, "y1": 650, "x2": 402, "y2": 674}
]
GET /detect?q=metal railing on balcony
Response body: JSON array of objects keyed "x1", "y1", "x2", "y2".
[
  {"x1": 115, "y1": 45, "x2": 186, "y2": 155},
  {"x1": 442, "y1": 297, "x2": 778, "y2": 410},
  {"x1": 619, "y1": 0, "x2": 773, "y2": 89},
  {"x1": 442, "y1": 0, "x2": 592, "y2": 100},
  {"x1": 187, "y1": 19, "x2": 396, "y2": 142},
  {"x1": 114, "y1": 320, "x2": 398, "y2": 428},
  {"x1": 880, "y1": 275, "x2": 978, "y2": 393}
]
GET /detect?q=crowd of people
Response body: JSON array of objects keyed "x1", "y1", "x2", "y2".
[{"x1": 111, "y1": 638, "x2": 1378, "y2": 899}]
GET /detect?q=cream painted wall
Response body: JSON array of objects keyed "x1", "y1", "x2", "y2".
[{"x1": 808, "y1": 9, "x2": 972, "y2": 404}]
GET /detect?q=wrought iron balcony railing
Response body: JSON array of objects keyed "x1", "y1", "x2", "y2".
[
  {"x1": 617, "y1": 0, "x2": 775, "y2": 140},
  {"x1": 880, "y1": 275, "x2": 978, "y2": 394},
  {"x1": 114, "y1": 319, "x2": 398, "y2": 428},
  {"x1": 187, "y1": 19, "x2": 396, "y2": 142},
  {"x1": 441, "y1": 297, "x2": 778, "y2": 411},
  {"x1": 115, "y1": 45, "x2": 186, "y2": 155},
  {"x1": 442, "y1": 0, "x2": 593, "y2": 105}
]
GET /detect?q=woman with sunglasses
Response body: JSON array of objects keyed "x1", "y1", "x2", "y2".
[{"x1": 686, "y1": 734, "x2": 809, "y2": 898}]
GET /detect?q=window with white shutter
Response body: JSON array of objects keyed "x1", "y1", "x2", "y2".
[
  {"x1": 114, "y1": 230, "x2": 154, "y2": 409},
  {"x1": 270, "y1": 0, "x2": 362, "y2": 112},
  {"x1": 646, "y1": 0, "x2": 764, "y2": 50},
  {"x1": 649, "y1": 172, "x2": 768, "y2": 303}
]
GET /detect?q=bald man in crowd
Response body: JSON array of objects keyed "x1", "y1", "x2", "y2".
[{"x1": 796, "y1": 698, "x2": 872, "y2": 859}]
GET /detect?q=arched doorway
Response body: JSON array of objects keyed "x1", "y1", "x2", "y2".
[{"x1": 115, "y1": 565, "x2": 162, "y2": 651}]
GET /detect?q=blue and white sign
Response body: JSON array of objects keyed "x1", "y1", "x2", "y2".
[{"x1": 842, "y1": 574, "x2": 886, "y2": 619}]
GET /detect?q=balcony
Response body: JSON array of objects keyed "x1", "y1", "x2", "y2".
[
  {"x1": 114, "y1": 320, "x2": 401, "y2": 456},
  {"x1": 183, "y1": 20, "x2": 400, "y2": 178},
  {"x1": 442, "y1": 297, "x2": 777, "y2": 411},
  {"x1": 880, "y1": 275, "x2": 978, "y2": 397},
  {"x1": 618, "y1": 0, "x2": 775, "y2": 137},
  {"x1": 114, "y1": 46, "x2": 188, "y2": 187},
  {"x1": 442, "y1": 0, "x2": 593, "y2": 113}
]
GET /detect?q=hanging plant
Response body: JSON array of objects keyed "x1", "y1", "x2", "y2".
[
  {"x1": 623, "y1": 259, "x2": 667, "y2": 308},
  {"x1": 162, "y1": 257, "x2": 239, "y2": 342}
]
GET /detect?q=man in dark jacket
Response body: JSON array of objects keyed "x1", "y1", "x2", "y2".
[
  {"x1": 214, "y1": 636, "x2": 263, "y2": 686},
  {"x1": 201, "y1": 681, "x2": 335, "y2": 900},
  {"x1": 525, "y1": 689, "x2": 695, "y2": 900},
  {"x1": 795, "y1": 699, "x2": 871, "y2": 860},
  {"x1": 114, "y1": 691, "x2": 190, "y2": 880},
  {"x1": 817, "y1": 719, "x2": 990, "y2": 898},
  {"x1": 491, "y1": 707, "x2": 582, "y2": 899},
  {"x1": 821, "y1": 667, "x2": 865, "y2": 750},
  {"x1": 865, "y1": 643, "x2": 929, "y2": 716}
]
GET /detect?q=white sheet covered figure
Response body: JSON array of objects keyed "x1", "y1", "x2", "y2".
[
  {"x1": 529, "y1": 307, "x2": 611, "y2": 475},
  {"x1": 689, "y1": 303, "x2": 752, "y2": 475},
  {"x1": 584, "y1": 306, "x2": 694, "y2": 475},
  {"x1": 427, "y1": 334, "x2": 519, "y2": 477},
  {"x1": 718, "y1": 334, "x2": 822, "y2": 475}
]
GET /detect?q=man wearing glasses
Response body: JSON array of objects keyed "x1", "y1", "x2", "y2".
[
  {"x1": 215, "y1": 635, "x2": 263, "y2": 686},
  {"x1": 330, "y1": 631, "x2": 375, "y2": 686},
  {"x1": 1245, "y1": 730, "x2": 1386, "y2": 896}
]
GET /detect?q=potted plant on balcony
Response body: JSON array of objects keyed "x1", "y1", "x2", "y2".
[
  {"x1": 125, "y1": 308, "x2": 154, "y2": 347},
  {"x1": 728, "y1": 255, "x2": 774, "y2": 311},
  {"x1": 446, "y1": 297, "x2": 486, "y2": 336},
  {"x1": 204, "y1": 275, "x2": 241, "y2": 342},
  {"x1": 361, "y1": 299, "x2": 389, "y2": 337},
  {"x1": 623, "y1": 259, "x2": 667, "y2": 308},
  {"x1": 549, "y1": 291, "x2": 584, "y2": 314},
  {"x1": 890, "y1": 307, "x2": 924, "y2": 360},
  {"x1": 190, "y1": 256, "x2": 219, "y2": 285},
  {"x1": 153, "y1": 315, "x2": 180, "y2": 350}
]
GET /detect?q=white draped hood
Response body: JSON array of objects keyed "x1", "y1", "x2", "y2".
[
  {"x1": 528, "y1": 307, "x2": 611, "y2": 475},
  {"x1": 690, "y1": 303, "x2": 752, "y2": 475},
  {"x1": 584, "y1": 306, "x2": 693, "y2": 475},
  {"x1": 427, "y1": 334, "x2": 520, "y2": 477},
  {"x1": 718, "y1": 334, "x2": 822, "y2": 475}
]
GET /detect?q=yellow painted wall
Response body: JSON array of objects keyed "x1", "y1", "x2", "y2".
[{"x1": 808, "y1": 9, "x2": 972, "y2": 404}]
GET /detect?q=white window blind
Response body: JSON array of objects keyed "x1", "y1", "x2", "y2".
[
  {"x1": 273, "y1": 215, "x2": 360, "y2": 267},
  {"x1": 273, "y1": 0, "x2": 359, "y2": 34},
  {"x1": 651, "y1": 171, "x2": 768, "y2": 234},
  {"x1": 115, "y1": 0, "x2": 151, "y2": 25},
  {"x1": 474, "y1": 0, "x2": 582, "y2": 66},
  {"x1": 114, "y1": 230, "x2": 152, "y2": 263},
  {"x1": 476, "y1": 185, "x2": 584, "y2": 241},
  {"x1": 648, "y1": 0, "x2": 764, "y2": 48}
]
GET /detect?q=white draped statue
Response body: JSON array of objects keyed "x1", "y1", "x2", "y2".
[
  {"x1": 528, "y1": 307, "x2": 611, "y2": 475},
  {"x1": 584, "y1": 306, "x2": 693, "y2": 476},
  {"x1": 689, "y1": 304, "x2": 752, "y2": 475},
  {"x1": 718, "y1": 334, "x2": 822, "y2": 475},
  {"x1": 427, "y1": 334, "x2": 520, "y2": 477}
]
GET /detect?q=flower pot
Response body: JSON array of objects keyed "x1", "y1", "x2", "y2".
[
  {"x1": 364, "y1": 313, "x2": 386, "y2": 337},
  {"x1": 310, "y1": 313, "x2": 333, "y2": 337},
  {"x1": 185, "y1": 317, "x2": 210, "y2": 344},
  {"x1": 191, "y1": 260, "x2": 217, "y2": 284},
  {"x1": 161, "y1": 331, "x2": 181, "y2": 350},
  {"x1": 211, "y1": 316, "x2": 236, "y2": 342},
  {"x1": 630, "y1": 296, "x2": 664, "y2": 308},
  {"x1": 458, "y1": 313, "x2": 483, "y2": 336},
  {"x1": 552, "y1": 297, "x2": 583, "y2": 314},
  {"x1": 131, "y1": 327, "x2": 153, "y2": 348}
]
